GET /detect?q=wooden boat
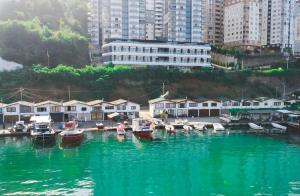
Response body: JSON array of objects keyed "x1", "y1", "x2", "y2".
[
  {"x1": 117, "y1": 123, "x2": 126, "y2": 135},
  {"x1": 132, "y1": 118, "x2": 153, "y2": 140},
  {"x1": 30, "y1": 116, "x2": 56, "y2": 146},
  {"x1": 59, "y1": 129, "x2": 84, "y2": 146},
  {"x1": 213, "y1": 123, "x2": 225, "y2": 131},
  {"x1": 65, "y1": 120, "x2": 79, "y2": 129},
  {"x1": 271, "y1": 123, "x2": 287, "y2": 131},
  {"x1": 248, "y1": 123, "x2": 263, "y2": 130}
]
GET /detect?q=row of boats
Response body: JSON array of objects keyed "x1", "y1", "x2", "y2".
[{"x1": 10, "y1": 116, "x2": 84, "y2": 147}]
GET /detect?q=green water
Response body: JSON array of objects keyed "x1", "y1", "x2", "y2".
[{"x1": 1, "y1": 132, "x2": 300, "y2": 195}]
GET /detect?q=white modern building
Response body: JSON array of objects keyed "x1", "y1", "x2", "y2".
[
  {"x1": 224, "y1": 0, "x2": 261, "y2": 49},
  {"x1": 261, "y1": 0, "x2": 295, "y2": 51},
  {"x1": 88, "y1": 0, "x2": 101, "y2": 50},
  {"x1": 102, "y1": 40, "x2": 211, "y2": 68}
]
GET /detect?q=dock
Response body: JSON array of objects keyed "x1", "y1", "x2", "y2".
[{"x1": 0, "y1": 130, "x2": 30, "y2": 138}]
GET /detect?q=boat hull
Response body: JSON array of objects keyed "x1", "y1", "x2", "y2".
[
  {"x1": 287, "y1": 124, "x2": 300, "y2": 133},
  {"x1": 60, "y1": 133, "x2": 84, "y2": 146},
  {"x1": 133, "y1": 131, "x2": 153, "y2": 140}
]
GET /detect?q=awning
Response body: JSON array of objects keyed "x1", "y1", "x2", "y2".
[{"x1": 108, "y1": 112, "x2": 120, "y2": 119}]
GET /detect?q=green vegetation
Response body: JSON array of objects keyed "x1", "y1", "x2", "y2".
[
  {"x1": 2, "y1": 65, "x2": 299, "y2": 104},
  {"x1": 211, "y1": 45, "x2": 245, "y2": 59},
  {"x1": 0, "y1": 0, "x2": 89, "y2": 67}
]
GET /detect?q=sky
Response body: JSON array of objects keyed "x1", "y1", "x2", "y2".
[{"x1": 0, "y1": 57, "x2": 23, "y2": 71}]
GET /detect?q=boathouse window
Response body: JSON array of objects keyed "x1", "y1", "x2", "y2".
[
  {"x1": 37, "y1": 107, "x2": 47, "y2": 112},
  {"x1": 166, "y1": 103, "x2": 176, "y2": 108},
  {"x1": 211, "y1": 103, "x2": 217, "y2": 107},
  {"x1": 81, "y1": 107, "x2": 87, "y2": 111},
  {"x1": 155, "y1": 103, "x2": 164, "y2": 109},
  {"x1": 189, "y1": 103, "x2": 197, "y2": 107},
  {"x1": 6, "y1": 107, "x2": 16, "y2": 112},
  {"x1": 51, "y1": 106, "x2": 60, "y2": 113},
  {"x1": 274, "y1": 102, "x2": 282, "y2": 106},
  {"x1": 117, "y1": 105, "x2": 126, "y2": 110},
  {"x1": 253, "y1": 102, "x2": 259, "y2": 106},
  {"x1": 131, "y1": 106, "x2": 136, "y2": 110},
  {"x1": 232, "y1": 102, "x2": 239, "y2": 106},
  {"x1": 105, "y1": 106, "x2": 114, "y2": 110},
  {"x1": 264, "y1": 103, "x2": 268, "y2": 106},
  {"x1": 179, "y1": 103, "x2": 186, "y2": 108},
  {"x1": 242, "y1": 102, "x2": 251, "y2": 106},
  {"x1": 202, "y1": 103, "x2": 208, "y2": 107},
  {"x1": 66, "y1": 106, "x2": 76, "y2": 111}
]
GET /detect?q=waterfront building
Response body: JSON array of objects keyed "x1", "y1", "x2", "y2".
[
  {"x1": 87, "y1": 100, "x2": 105, "y2": 121},
  {"x1": 223, "y1": 0, "x2": 261, "y2": 50},
  {"x1": 202, "y1": 0, "x2": 224, "y2": 45},
  {"x1": 261, "y1": 0, "x2": 295, "y2": 51},
  {"x1": 110, "y1": 99, "x2": 140, "y2": 119},
  {"x1": 149, "y1": 97, "x2": 285, "y2": 118},
  {"x1": 35, "y1": 101, "x2": 64, "y2": 122},
  {"x1": 2, "y1": 101, "x2": 34, "y2": 124},
  {"x1": 294, "y1": 1, "x2": 300, "y2": 56},
  {"x1": 63, "y1": 100, "x2": 93, "y2": 121},
  {"x1": 88, "y1": 0, "x2": 101, "y2": 50},
  {"x1": 0, "y1": 103, "x2": 6, "y2": 125},
  {"x1": 102, "y1": 40, "x2": 211, "y2": 68}
]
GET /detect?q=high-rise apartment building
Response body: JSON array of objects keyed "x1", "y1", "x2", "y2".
[
  {"x1": 294, "y1": 0, "x2": 300, "y2": 55},
  {"x1": 261, "y1": 0, "x2": 295, "y2": 50},
  {"x1": 145, "y1": 0, "x2": 164, "y2": 40},
  {"x1": 88, "y1": 0, "x2": 101, "y2": 50},
  {"x1": 223, "y1": 0, "x2": 261, "y2": 49},
  {"x1": 164, "y1": 0, "x2": 203, "y2": 43},
  {"x1": 202, "y1": 0, "x2": 224, "y2": 45},
  {"x1": 101, "y1": 0, "x2": 146, "y2": 43}
]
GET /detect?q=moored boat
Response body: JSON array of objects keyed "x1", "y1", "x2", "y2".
[
  {"x1": 10, "y1": 121, "x2": 28, "y2": 133},
  {"x1": 117, "y1": 123, "x2": 126, "y2": 135},
  {"x1": 248, "y1": 123, "x2": 263, "y2": 130},
  {"x1": 59, "y1": 129, "x2": 84, "y2": 146},
  {"x1": 30, "y1": 116, "x2": 56, "y2": 146},
  {"x1": 165, "y1": 125, "x2": 175, "y2": 134},
  {"x1": 271, "y1": 123, "x2": 287, "y2": 131},
  {"x1": 132, "y1": 118, "x2": 153, "y2": 140},
  {"x1": 213, "y1": 123, "x2": 225, "y2": 132},
  {"x1": 96, "y1": 122, "x2": 105, "y2": 130},
  {"x1": 194, "y1": 124, "x2": 205, "y2": 131},
  {"x1": 287, "y1": 114, "x2": 300, "y2": 132},
  {"x1": 183, "y1": 125, "x2": 193, "y2": 132}
]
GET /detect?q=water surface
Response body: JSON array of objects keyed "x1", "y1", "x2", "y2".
[{"x1": 0, "y1": 131, "x2": 300, "y2": 195}]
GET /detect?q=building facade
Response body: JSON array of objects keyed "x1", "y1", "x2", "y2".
[
  {"x1": 261, "y1": 0, "x2": 295, "y2": 51},
  {"x1": 294, "y1": 1, "x2": 300, "y2": 55},
  {"x1": 224, "y1": 0, "x2": 261, "y2": 49},
  {"x1": 88, "y1": 0, "x2": 101, "y2": 50},
  {"x1": 202, "y1": 0, "x2": 224, "y2": 45},
  {"x1": 102, "y1": 40, "x2": 211, "y2": 68},
  {"x1": 164, "y1": 0, "x2": 203, "y2": 43}
]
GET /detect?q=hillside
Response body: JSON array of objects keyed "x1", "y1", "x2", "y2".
[{"x1": 1, "y1": 65, "x2": 299, "y2": 105}]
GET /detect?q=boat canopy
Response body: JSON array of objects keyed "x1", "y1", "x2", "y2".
[
  {"x1": 108, "y1": 112, "x2": 120, "y2": 119},
  {"x1": 30, "y1": 116, "x2": 52, "y2": 123}
]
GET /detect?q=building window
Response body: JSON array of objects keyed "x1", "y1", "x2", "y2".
[
  {"x1": 37, "y1": 107, "x2": 47, "y2": 112},
  {"x1": 179, "y1": 103, "x2": 186, "y2": 108},
  {"x1": 166, "y1": 103, "x2": 176, "y2": 108},
  {"x1": 189, "y1": 103, "x2": 197, "y2": 107},
  {"x1": 253, "y1": 102, "x2": 259, "y2": 106},
  {"x1": 51, "y1": 106, "x2": 61, "y2": 113},
  {"x1": 131, "y1": 106, "x2": 136, "y2": 110},
  {"x1": 81, "y1": 107, "x2": 87, "y2": 111},
  {"x1": 274, "y1": 102, "x2": 281, "y2": 106},
  {"x1": 155, "y1": 103, "x2": 164, "y2": 109},
  {"x1": 211, "y1": 103, "x2": 217, "y2": 107},
  {"x1": 6, "y1": 107, "x2": 16, "y2": 112},
  {"x1": 66, "y1": 106, "x2": 76, "y2": 111},
  {"x1": 202, "y1": 103, "x2": 208, "y2": 107},
  {"x1": 105, "y1": 106, "x2": 114, "y2": 110}
]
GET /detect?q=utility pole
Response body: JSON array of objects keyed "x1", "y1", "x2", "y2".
[
  {"x1": 19, "y1": 87, "x2": 24, "y2": 101},
  {"x1": 68, "y1": 86, "x2": 71, "y2": 100},
  {"x1": 162, "y1": 82, "x2": 165, "y2": 95},
  {"x1": 282, "y1": 79, "x2": 286, "y2": 99}
]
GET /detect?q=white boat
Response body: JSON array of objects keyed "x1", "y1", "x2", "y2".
[
  {"x1": 194, "y1": 124, "x2": 205, "y2": 131},
  {"x1": 183, "y1": 125, "x2": 193, "y2": 132},
  {"x1": 213, "y1": 123, "x2": 225, "y2": 131},
  {"x1": 117, "y1": 123, "x2": 126, "y2": 135},
  {"x1": 165, "y1": 125, "x2": 175, "y2": 132},
  {"x1": 248, "y1": 123, "x2": 264, "y2": 130},
  {"x1": 30, "y1": 116, "x2": 56, "y2": 145},
  {"x1": 219, "y1": 117, "x2": 231, "y2": 123},
  {"x1": 271, "y1": 123, "x2": 287, "y2": 131},
  {"x1": 12, "y1": 121, "x2": 28, "y2": 133}
]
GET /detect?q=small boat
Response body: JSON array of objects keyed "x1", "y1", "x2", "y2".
[
  {"x1": 30, "y1": 116, "x2": 56, "y2": 146},
  {"x1": 96, "y1": 122, "x2": 105, "y2": 129},
  {"x1": 117, "y1": 123, "x2": 126, "y2": 135},
  {"x1": 194, "y1": 124, "x2": 205, "y2": 131},
  {"x1": 59, "y1": 129, "x2": 84, "y2": 146},
  {"x1": 287, "y1": 114, "x2": 300, "y2": 132},
  {"x1": 132, "y1": 118, "x2": 153, "y2": 140},
  {"x1": 219, "y1": 117, "x2": 231, "y2": 123},
  {"x1": 213, "y1": 123, "x2": 225, "y2": 132},
  {"x1": 248, "y1": 123, "x2": 263, "y2": 130},
  {"x1": 165, "y1": 125, "x2": 175, "y2": 134},
  {"x1": 11, "y1": 121, "x2": 28, "y2": 133},
  {"x1": 271, "y1": 123, "x2": 287, "y2": 131},
  {"x1": 183, "y1": 125, "x2": 193, "y2": 132}
]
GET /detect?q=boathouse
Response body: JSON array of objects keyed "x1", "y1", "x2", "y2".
[
  {"x1": 0, "y1": 103, "x2": 6, "y2": 125},
  {"x1": 110, "y1": 99, "x2": 140, "y2": 119},
  {"x1": 63, "y1": 100, "x2": 92, "y2": 121},
  {"x1": 2, "y1": 101, "x2": 34, "y2": 124},
  {"x1": 35, "y1": 100, "x2": 64, "y2": 122},
  {"x1": 87, "y1": 100, "x2": 105, "y2": 121}
]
